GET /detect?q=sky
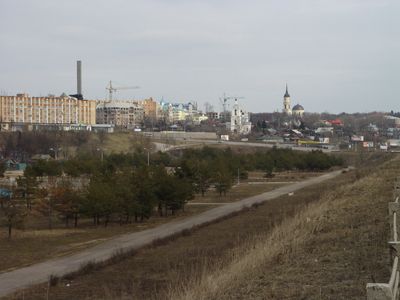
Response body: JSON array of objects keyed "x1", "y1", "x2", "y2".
[{"x1": 0, "y1": 0, "x2": 399, "y2": 113}]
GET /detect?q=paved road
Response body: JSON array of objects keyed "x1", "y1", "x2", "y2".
[
  {"x1": 157, "y1": 139, "x2": 335, "y2": 153},
  {"x1": 0, "y1": 168, "x2": 348, "y2": 297}
]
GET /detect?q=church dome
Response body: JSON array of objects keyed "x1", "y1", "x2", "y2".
[{"x1": 292, "y1": 104, "x2": 304, "y2": 111}]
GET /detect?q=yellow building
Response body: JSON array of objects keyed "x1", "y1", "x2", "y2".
[
  {"x1": 138, "y1": 98, "x2": 158, "y2": 120},
  {"x1": 172, "y1": 109, "x2": 188, "y2": 122},
  {"x1": 0, "y1": 94, "x2": 96, "y2": 126}
]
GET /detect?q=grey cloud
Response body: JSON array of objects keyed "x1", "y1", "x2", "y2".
[{"x1": 0, "y1": 0, "x2": 399, "y2": 113}]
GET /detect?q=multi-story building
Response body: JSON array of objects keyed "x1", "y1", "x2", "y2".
[
  {"x1": 172, "y1": 109, "x2": 188, "y2": 122},
  {"x1": 0, "y1": 94, "x2": 96, "y2": 128},
  {"x1": 138, "y1": 98, "x2": 158, "y2": 121},
  {"x1": 96, "y1": 101, "x2": 144, "y2": 127},
  {"x1": 159, "y1": 100, "x2": 199, "y2": 124},
  {"x1": 206, "y1": 111, "x2": 220, "y2": 121}
]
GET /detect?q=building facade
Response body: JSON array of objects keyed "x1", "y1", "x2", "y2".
[
  {"x1": 227, "y1": 98, "x2": 252, "y2": 135},
  {"x1": 96, "y1": 101, "x2": 144, "y2": 127},
  {"x1": 138, "y1": 98, "x2": 158, "y2": 121},
  {"x1": 159, "y1": 100, "x2": 199, "y2": 124},
  {"x1": 206, "y1": 111, "x2": 220, "y2": 120},
  {"x1": 0, "y1": 94, "x2": 96, "y2": 127}
]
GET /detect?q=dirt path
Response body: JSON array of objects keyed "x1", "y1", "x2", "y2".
[{"x1": 0, "y1": 168, "x2": 349, "y2": 298}]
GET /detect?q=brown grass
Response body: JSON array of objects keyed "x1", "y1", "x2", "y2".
[
  {"x1": 0, "y1": 204, "x2": 210, "y2": 272},
  {"x1": 171, "y1": 157, "x2": 398, "y2": 300},
  {"x1": 190, "y1": 171, "x2": 317, "y2": 204}
]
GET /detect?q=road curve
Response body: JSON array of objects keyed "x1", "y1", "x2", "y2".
[{"x1": 0, "y1": 168, "x2": 349, "y2": 297}]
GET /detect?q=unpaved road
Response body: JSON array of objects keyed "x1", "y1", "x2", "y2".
[{"x1": 0, "y1": 168, "x2": 349, "y2": 298}]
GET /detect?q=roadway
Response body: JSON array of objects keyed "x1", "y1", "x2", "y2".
[{"x1": 155, "y1": 139, "x2": 335, "y2": 153}]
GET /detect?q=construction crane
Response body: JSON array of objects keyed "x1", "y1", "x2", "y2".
[{"x1": 106, "y1": 80, "x2": 140, "y2": 101}]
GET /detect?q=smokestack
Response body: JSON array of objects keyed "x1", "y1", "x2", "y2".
[{"x1": 77, "y1": 60, "x2": 82, "y2": 95}]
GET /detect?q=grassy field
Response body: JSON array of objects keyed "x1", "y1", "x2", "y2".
[
  {"x1": 5, "y1": 159, "x2": 388, "y2": 300},
  {"x1": 189, "y1": 171, "x2": 320, "y2": 204},
  {"x1": 171, "y1": 158, "x2": 398, "y2": 300},
  {"x1": 0, "y1": 170, "x2": 312, "y2": 273},
  {"x1": 174, "y1": 171, "x2": 395, "y2": 299},
  {"x1": 0, "y1": 205, "x2": 207, "y2": 273}
]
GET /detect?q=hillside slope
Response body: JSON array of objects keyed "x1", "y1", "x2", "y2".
[{"x1": 174, "y1": 157, "x2": 398, "y2": 300}]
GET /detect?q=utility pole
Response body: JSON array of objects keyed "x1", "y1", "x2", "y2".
[{"x1": 237, "y1": 168, "x2": 240, "y2": 185}]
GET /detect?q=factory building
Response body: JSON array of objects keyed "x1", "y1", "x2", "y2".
[{"x1": 0, "y1": 93, "x2": 96, "y2": 129}]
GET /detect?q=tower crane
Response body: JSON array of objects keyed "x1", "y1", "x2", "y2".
[{"x1": 106, "y1": 80, "x2": 140, "y2": 101}]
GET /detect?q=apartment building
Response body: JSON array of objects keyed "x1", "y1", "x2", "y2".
[
  {"x1": 138, "y1": 98, "x2": 158, "y2": 121},
  {"x1": 96, "y1": 101, "x2": 144, "y2": 127},
  {"x1": 0, "y1": 94, "x2": 96, "y2": 127}
]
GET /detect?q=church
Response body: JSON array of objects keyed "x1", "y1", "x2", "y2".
[
  {"x1": 227, "y1": 98, "x2": 252, "y2": 135},
  {"x1": 282, "y1": 84, "x2": 304, "y2": 117}
]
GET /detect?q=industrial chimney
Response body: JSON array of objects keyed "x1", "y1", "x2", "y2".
[
  {"x1": 77, "y1": 60, "x2": 82, "y2": 95},
  {"x1": 70, "y1": 60, "x2": 84, "y2": 100}
]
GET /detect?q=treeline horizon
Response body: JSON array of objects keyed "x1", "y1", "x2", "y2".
[{"x1": 1, "y1": 147, "x2": 344, "y2": 238}]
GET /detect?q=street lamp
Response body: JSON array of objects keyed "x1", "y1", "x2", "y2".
[{"x1": 143, "y1": 147, "x2": 150, "y2": 166}]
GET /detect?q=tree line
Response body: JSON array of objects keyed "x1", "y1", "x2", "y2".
[{"x1": 1, "y1": 146, "x2": 343, "y2": 238}]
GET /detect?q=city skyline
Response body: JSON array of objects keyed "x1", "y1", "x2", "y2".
[{"x1": 1, "y1": 0, "x2": 399, "y2": 114}]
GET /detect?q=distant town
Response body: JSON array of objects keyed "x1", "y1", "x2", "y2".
[{"x1": 0, "y1": 60, "x2": 399, "y2": 153}]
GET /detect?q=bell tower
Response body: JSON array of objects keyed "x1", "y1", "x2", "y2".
[{"x1": 283, "y1": 84, "x2": 292, "y2": 115}]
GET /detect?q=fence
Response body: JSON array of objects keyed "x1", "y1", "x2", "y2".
[{"x1": 367, "y1": 179, "x2": 400, "y2": 299}]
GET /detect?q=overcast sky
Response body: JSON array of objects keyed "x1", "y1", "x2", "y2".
[{"x1": 0, "y1": 0, "x2": 399, "y2": 113}]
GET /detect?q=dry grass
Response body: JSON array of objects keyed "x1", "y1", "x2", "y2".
[
  {"x1": 0, "y1": 204, "x2": 210, "y2": 272},
  {"x1": 169, "y1": 199, "x2": 331, "y2": 300},
  {"x1": 102, "y1": 132, "x2": 150, "y2": 154},
  {"x1": 171, "y1": 157, "x2": 399, "y2": 300},
  {"x1": 190, "y1": 171, "x2": 318, "y2": 204},
  {"x1": 190, "y1": 183, "x2": 285, "y2": 204}
]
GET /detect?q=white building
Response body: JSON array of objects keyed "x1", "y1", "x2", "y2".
[
  {"x1": 292, "y1": 104, "x2": 305, "y2": 117},
  {"x1": 227, "y1": 98, "x2": 251, "y2": 135},
  {"x1": 283, "y1": 84, "x2": 292, "y2": 115}
]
